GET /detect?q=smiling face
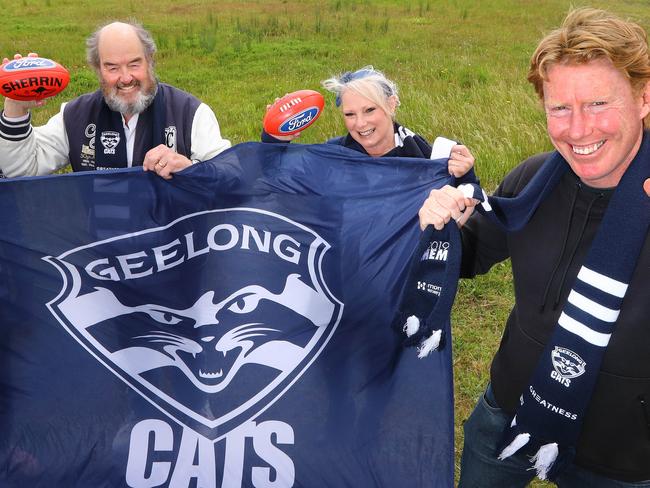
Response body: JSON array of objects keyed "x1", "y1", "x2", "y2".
[
  {"x1": 543, "y1": 58, "x2": 650, "y2": 188},
  {"x1": 340, "y1": 90, "x2": 397, "y2": 157},
  {"x1": 97, "y1": 23, "x2": 157, "y2": 117}
]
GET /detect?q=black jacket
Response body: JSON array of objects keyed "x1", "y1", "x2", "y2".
[{"x1": 461, "y1": 152, "x2": 650, "y2": 482}]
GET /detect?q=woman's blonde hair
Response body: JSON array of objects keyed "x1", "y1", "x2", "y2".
[{"x1": 321, "y1": 66, "x2": 400, "y2": 118}]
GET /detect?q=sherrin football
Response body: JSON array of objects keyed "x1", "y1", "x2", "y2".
[
  {"x1": 263, "y1": 89, "x2": 325, "y2": 136},
  {"x1": 0, "y1": 57, "x2": 70, "y2": 101}
]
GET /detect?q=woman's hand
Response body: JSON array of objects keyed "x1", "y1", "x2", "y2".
[{"x1": 447, "y1": 144, "x2": 475, "y2": 178}]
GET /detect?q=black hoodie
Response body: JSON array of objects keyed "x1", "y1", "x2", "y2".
[{"x1": 460, "y1": 152, "x2": 650, "y2": 482}]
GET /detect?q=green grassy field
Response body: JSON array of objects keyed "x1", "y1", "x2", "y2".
[{"x1": 2, "y1": 1, "x2": 648, "y2": 486}]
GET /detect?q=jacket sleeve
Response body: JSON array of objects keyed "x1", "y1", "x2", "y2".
[
  {"x1": 0, "y1": 103, "x2": 71, "y2": 177},
  {"x1": 460, "y1": 200, "x2": 510, "y2": 278},
  {"x1": 189, "y1": 103, "x2": 231, "y2": 162},
  {"x1": 460, "y1": 152, "x2": 551, "y2": 278}
]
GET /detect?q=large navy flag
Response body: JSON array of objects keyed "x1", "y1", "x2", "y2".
[{"x1": 0, "y1": 143, "x2": 455, "y2": 488}]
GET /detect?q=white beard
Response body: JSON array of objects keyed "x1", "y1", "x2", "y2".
[{"x1": 103, "y1": 78, "x2": 158, "y2": 116}]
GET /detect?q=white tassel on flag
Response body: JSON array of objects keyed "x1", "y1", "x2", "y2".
[
  {"x1": 531, "y1": 443, "x2": 559, "y2": 480},
  {"x1": 417, "y1": 329, "x2": 442, "y2": 358},
  {"x1": 498, "y1": 432, "x2": 530, "y2": 460},
  {"x1": 403, "y1": 315, "x2": 420, "y2": 337}
]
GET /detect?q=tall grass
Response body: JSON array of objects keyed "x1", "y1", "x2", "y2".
[
  {"x1": 2, "y1": 1, "x2": 647, "y2": 486},
  {"x1": 8, "y1": 0, "x2": 645, "y2": 191}
]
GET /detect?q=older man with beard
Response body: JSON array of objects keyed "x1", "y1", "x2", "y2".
[{"x1": 0, "y1": 21, "x2": 231, "y2": 179}]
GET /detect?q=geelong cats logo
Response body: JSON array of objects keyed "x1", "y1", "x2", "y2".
[
  {"x1": 100, "y1": 131, "x2": 120, "y2": 154},
  {"x1": 44, "y1": 208, "x2": 342, "y2": 440},
  {"x1": 550, "y1": 346, "x2": 586, "y2": 388}
]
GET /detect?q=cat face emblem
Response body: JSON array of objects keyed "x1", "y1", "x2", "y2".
[{"x1": 45, "y1": 208, "x2": 342, "y2": 440}]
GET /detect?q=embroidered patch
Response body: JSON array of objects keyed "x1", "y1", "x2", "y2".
[
  {"x1": 164, "y1": 126, "x2": 177, "y2": 151},
  {"x1": 100, "y1": 130, "x2": 120, "y2": 155}
]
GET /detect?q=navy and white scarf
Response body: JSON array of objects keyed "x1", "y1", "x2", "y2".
[
  {"x1": 390, "y1": 134, "x2": 475, "y2": 356},
  {"x1": 395, "y1": 132, "x2": 650, "y2": 479}
]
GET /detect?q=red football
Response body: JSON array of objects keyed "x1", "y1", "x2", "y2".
[
  {"x1": 263, "y1": 89, "x2": 325, "y2": 136},
  {"x1": 0, "y1": 57, "x2": 70, "y2": 101}
]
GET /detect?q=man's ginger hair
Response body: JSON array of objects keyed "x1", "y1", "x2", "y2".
[{"x1": 528, "y1": 8, "x2": 650, "y2": 99}]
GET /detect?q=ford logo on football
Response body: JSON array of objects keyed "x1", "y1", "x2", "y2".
[
  {"x1": 4, "y1": 58, "x2": 55, "y2": 71},
  {"x1": 279, "y1": 107, "x2": 320, "y2": 133}
]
